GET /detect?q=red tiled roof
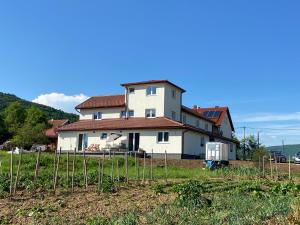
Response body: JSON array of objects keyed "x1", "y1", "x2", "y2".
[
  {"x1": 121, "y1": 80, "x2": 186, "y2": 92},
  {"x1": 181, "y1": 106, "x2": 214, "y2": 123},
  {"x1": 75, "y1": 95, "x2": 125, "y2": 110},
  {"x1": 194, "y1": 107, "x2": 235, "y2": 131},
  {"x1": 58, "y1": 117, "x2": 185, "y2": 131},
  {"x1": 46, "y1": 119, "x2": 70, "y2": 138}
]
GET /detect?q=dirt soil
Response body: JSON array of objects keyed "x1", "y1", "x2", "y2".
[
  {"x1": 149, "y1": 158, "x2": 300, "y2": 173},
  {"x1": 0, "y1": 183, "x2": 175, "y2": 224}
]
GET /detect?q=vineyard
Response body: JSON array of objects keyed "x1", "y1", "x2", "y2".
[{"x1": 0, "y1": 151, "x2": 299, "y2": 224}]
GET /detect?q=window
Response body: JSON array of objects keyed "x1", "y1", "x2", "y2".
[
  {"x1": 196, "y1": 120, "x2": 200, "y2": 128},
  {"x1": 205, "y1": 123, "x2": 209, "y2": 131},
  {"x1": 146, "y1": 86, "x2": 157, "y2": 95},
  {"x1": 230, "y1": 143, "x2": 233, "y2": 152},
  {"x1": 172, "y1": 89, "x2": 176, "y2": 99},
  {"x1": 101, "y1": 133, "x2": 108, "y2": 140},
  {"x1": 120, "y1": 111, "x2": 126, "y2": 118},
  {"x1": 158, "y1": 132, "x2": 169, "y2": 143},
  {"x1": 200, "y1": 137, "x2": 205, "y2": 147},
  {"x1": 129, "y1": 88, "x2": 135, "y2": 93},
  {"x1": 93, "y1": 112, "x2": 102, "y2": 120},
  {"x1": 182, "y1": 114, "x2": 186, "y2": 123},
  {"x1": 78, "y1": 133, "x2": 88, "y2": 151},
  {"x1": 171, "y1": 111, "x2": 176, "y2": 120},
  {"x1": 145, "y1": 109, "x2": 156, "y2": 118},
  {"x1": 128, "y1": 110, "x2": 134, "y2": 117}
]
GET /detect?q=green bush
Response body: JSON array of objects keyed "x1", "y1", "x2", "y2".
[{"x1": 172, "y1": 180, "x2": 211, "y2": 208}]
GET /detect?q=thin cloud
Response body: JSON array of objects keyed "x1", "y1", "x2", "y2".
[
  {"x1": 235, "y1": 112, "x2": 300, "y2": 123},
  {"x1": 32, "y1": 93, "x2": 89, "y2": 113}
]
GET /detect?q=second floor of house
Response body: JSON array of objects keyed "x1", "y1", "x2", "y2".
[{"x1": 75, "y1": 80, "x2": 235, "y2": 139}]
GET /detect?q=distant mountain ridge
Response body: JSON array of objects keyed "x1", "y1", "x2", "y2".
[
  {"x1": 0, "y1": 92, "x2": 79, "y2": 122},
  {"x1": 267, "y1": 144, "x2": 300, "y2": 157}
]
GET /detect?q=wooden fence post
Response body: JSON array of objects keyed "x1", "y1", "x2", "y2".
[
  {"x1": 53, "y1": 148, "x2": 58, "y2": 184},
  {"x1": 71, "y1": 148, "x2": 76, "y2": 193},
  {"x1": 270, "y1": 154, "x2": 273, "y2": 179},
  {"x1": 142, "y1": 152, "x2": 146, "y2": 183},
  {"x1": 34, "y1": 148, "x2": 41, "y2": 182},
  {"x1": 83, "y1": 149, "x2": 88, "y2": 189},
  {"x1": 97, "y1": 156, "x2": 101, "y2": 192},
  {"x1": 262, "y1": 156, "x2": 265, "y2": 178},
  {"x1": 53, "y1": 148, "x2": 61, "y2": 192},
  {"x1": 9, "y1": 147, "x2": 14, "y2": 197},
  {"x1": 101, "y1": 151, "x2": 104, "y2": 184},
  {"x1": 164, "y1": 150, "x2": 168, "y2": 183},
  {"x1": 125, "y1": 152, "x2": 128, "y2": 183},
  {"x1": 289, "y1": 156, "x2": 291, "y2": 181},
  {"x1": 66, "y1": 151, "x2": 69, "y2": 188},
  {"x1": 14, "y1": 149, "x2": 22, "y2": 194},
  {"x1": 116, "y1": 157, "x2": 120, "y2": 182},
  {"x1": 111, "y1": 152, "x2": 114, "y2": 182},
  {"x1": 150, "y1": 149, "x2": 153, "y2": 180}
]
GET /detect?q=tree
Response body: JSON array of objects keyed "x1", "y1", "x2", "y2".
[
  {"x1": 12, "y1": 106, "x2": 48, "y2": 148},
  {"x1": 4, "y1": 101, "x2": 26, "y2": 135},
  {"x1": 0, "y1": 113, "x2": 9, "y2": 143},
  {"x1": 239, "y1": 135, "x2": 259, "y2": 160}
]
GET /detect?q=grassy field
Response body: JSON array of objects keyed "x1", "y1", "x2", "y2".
[{"x1": 0, "y1": 151, "x2": 299, "y2": 224}]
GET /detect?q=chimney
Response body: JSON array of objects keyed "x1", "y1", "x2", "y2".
[
  {"x1": 193, "y1": 105, "x2": 198, "y2": 109},
  {"x1": 215, "y1": 106, "x2": 219, "y2": 108}
]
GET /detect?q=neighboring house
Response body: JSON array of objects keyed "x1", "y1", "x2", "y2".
[
  {"x1": 57, "y1": 80, "x2": 237, "y2": 159},
  {"x1": 46, "y1": 119, "x2": 70, "y2": 150}
]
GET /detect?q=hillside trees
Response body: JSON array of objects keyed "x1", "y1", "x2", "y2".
[
  {"x1": 0, "y1": 113, "x2": 9, "y2": 143},
  {"x1": 3, "y1": 101, "x2": 49, "y2": 148}
]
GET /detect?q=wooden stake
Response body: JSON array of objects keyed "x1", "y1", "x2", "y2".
[
  {"x1": 275, "y1": 153, "x2": 279, "y2": 180},
  {"x1": 83, "y1": 149, "x2": 88, "y2": 189},
  {"x1": 14, "y1": 149, "x2": 22, "y2": 194},
  {"x1": 116, "y1": 158, "x2": 120, "y2": 182},
  {"x1": 53, "y1": 148, "x2": 58, "y2": 184},
  {"x1": 164, "y1": 150, "x2": 168, "y2": 183},
  {"x1": 150, "y1": 149, "x2": 153, "y2": 180},
  {"x1": 262, "y1": 156, "x2": 265, "y2": 178},
  {"x1": 53, "y1": 148, "x2": 61, "y2": 192},
  {"x1": 111, "y1": 152, "x2": 114, "y2": 182},
  {"x1": 97, "y1": 156, "x2": 101, "y2": 192},
  {"x1": 9, "y1": 148, "x2": 14, "y2": 197},
  {"x1": 270, "y1": 154, "x2": 273, "y2": 179},
  {"x1": 142, "y1": 152, "x2": 146, "y2": 183},
  {"x1": 289, "y1": 156, "x2": 291, "y2": 181},
  {"x1": 125, "y1": 152, "x2": 128, "y2": 183},
  {"x1": 34, "y1": 148, "x2": 41, "y2": 182},
  {"x1": 66, "y1": 151, "x2": 69, "y2": 188},
  {"x1": 71, "y1": 148, "x2": 76, "y2": 193},
  {"x1": 101, "y1": 151, "x2": 104, "y2": 184}
]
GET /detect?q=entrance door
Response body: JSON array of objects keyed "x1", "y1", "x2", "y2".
[{"x1": 128, "y1": 133, "x2": 140, "y2": 151}]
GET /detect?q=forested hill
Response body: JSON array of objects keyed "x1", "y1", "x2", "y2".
[
  {"x1": 0, "y1": 92, "x2": 79, "y2": 122},
  {"x1": 267, "y1": 144, "x2": 300, "y2": 157}
]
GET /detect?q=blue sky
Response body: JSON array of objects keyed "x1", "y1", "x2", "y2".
[{"x1": 1, "y1": 1, "x2": 300, "y2": 146}]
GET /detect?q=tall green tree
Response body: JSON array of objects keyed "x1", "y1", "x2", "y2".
[
  {"x1": 12, "y1": 106, "x2": 48, "y2": 148},
  {"x1": 0, "y1": 113, "x2": 9, "y2": 143},
  {"x1": 239, "y1": 135, "x2": 259, "y2": 160},
  {"x1": 4, "y1": 101, "x2": 26, "y2": 135}
]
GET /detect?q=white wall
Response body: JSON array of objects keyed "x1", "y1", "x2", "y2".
[
  {"x1": 126, "y1": 84, "x2": 165, "y2": 118},
  {"x1": 57, "y1": 129, "x2": 183, "y2": 154},
  {"x1": 164, "y1": 84, "x2": 182, "y2": 121},
  {"x1": 183, "y1": 131, "x2": 209, "y2": 156},
  {"x1": 182, "y1": 112, "x2": 213, "y2": 132},
  {"x1": 214, "y1": 137, "x2": 237, "y2": 160},
  {"x1": 79, "y1": 108, "x2": 125, "y2": 120},
  {"x1": 220, "y1": 113, "x2": 233, "y2": 139}
]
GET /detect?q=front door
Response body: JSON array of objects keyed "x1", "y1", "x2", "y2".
[{"x1": 128, "y1": 133, "x2": 140, "y2": 151}]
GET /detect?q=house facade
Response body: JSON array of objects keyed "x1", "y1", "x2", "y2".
[{"x1": 57, "y1": 80, "x2": 237, "y2": 159}]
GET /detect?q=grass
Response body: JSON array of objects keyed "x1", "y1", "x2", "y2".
[{"x1": 0, "y1": 151, "x2": 299, "y2": 224}]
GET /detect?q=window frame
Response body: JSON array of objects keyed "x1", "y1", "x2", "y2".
[
  {"x1": 101, "y1": 133, "x2": 108, "y2": 140},
  {"x1": 200, "y1": 136, "x2": 205, "y2": 147},
  {"x1": 157, "y1": 131, "x2": 169, "y2": 143},
  {"x1": 145, "y1": 108, "x2": 156, "y2": 118},
  {"x1": 128, "y1": 110, "x2": 134, "y2": 117},
  {"x1": 146, "y1": 86, "x2": 157, "y2": 96},
  {"x1": 120, "y1": 111, "x2": 126, "y2": 118},
  {"x1": 171, "y1": 111, "x2": 176, "y2": 120},
  {"x1": 128, "y1": 88, "x2": 135, "y2": 94},
  {"x1": 93, "y1": 112, "x2": 102, "y2": 120},
  {"x1": 172, "y1": 89, "x2": 176, "y2": 99}
]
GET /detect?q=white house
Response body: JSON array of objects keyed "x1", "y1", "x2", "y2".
[{"x1": 57, "y1": 80, "x2": 237, "y2": 159}]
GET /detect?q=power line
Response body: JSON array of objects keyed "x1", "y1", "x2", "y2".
[{"x1": 236, "y1": 126, "x2": 300, "y2": 131}]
